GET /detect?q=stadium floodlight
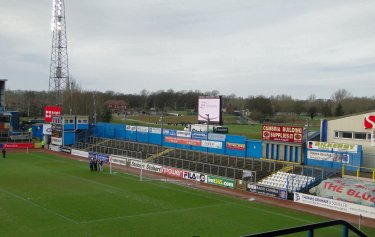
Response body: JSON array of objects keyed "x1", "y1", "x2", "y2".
[{"x1": 51, "y1": 0, "x2": 63, "y2": 31}]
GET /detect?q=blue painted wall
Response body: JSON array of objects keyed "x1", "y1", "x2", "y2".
[{"x1": 246, "y1": 140, "x2": 262, "y2": 158}]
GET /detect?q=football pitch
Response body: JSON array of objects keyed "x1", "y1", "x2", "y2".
[{"x1": 0, "y1": 152, "x2": 374, "y2": 237}]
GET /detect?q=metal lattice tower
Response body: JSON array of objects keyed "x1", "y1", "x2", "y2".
[{"x1": 49, "y1": 0, "x2": 69, "y2": 107}]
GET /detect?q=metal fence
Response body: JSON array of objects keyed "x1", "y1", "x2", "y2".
[{"x1": 342, "y1": 164, "x2": 375, "y2": 181}]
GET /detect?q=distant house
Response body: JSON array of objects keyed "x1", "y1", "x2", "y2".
[{"x1": 104, "y1": 100, "x2": 129, "y2": 114}]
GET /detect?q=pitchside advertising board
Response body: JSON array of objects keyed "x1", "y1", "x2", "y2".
[
  {"x1": 206, "y1": 175, "x2": 235, "y2": 189},
  {"x1": 127, "y1": 160, "x2": 238, "y2": 189},
  {"x1": 246, "y1": 183, "x2": 288, "y2": 200},
  {"x1": 262, "y1": 125, "x2": 303, "y2": 143},
  {"x1": 294, "y1": 192, "x2": 375, "y2": 219}
]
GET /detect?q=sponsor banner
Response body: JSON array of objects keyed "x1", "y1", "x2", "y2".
[
  {"x1": 61, "y1": 146, "x2": 71, "y2": 153},
  {"x1": 208, "y1": 133, "x2": 226, "y2": 141},
  {"x1": 191, "y1": 131, "x2": 207, "y2": 140},
  {"x1": 214, "y1": 126, "x2": 228, "y2": 134},
  {"x1": 44, "y1": 106, "x2": 61, "y2": 123},
  {"x1": 262, "y1": 125, "x2": 303, "y2": 143},
  {"x1": 182, "y1": 171, "x2": 207, "y2": 182},
  {"x1": 226, "y1": 142, "x2": 245, "y2": 151},
  {"x1": 49, "y1": 144, "x2": 61, "y2": 152},
  {"x1": 110, "y1": 155, "x2": 128, "y2": 166},
  {"x1": 308, "y1": 141, "x2": 357, "y2": 152},
  {"x1": 294, "y1": 192, "x2": 375, "y2": 219},
  {"x1": 51, "y1": 137, "x2": 62, "y2": 146},
  {"x1": 307, "y1": 150, "x2": 350, "y2": 163},
  {"x1": 137, "y1": 126, "x2": 149, "y2": 133},
  {"x1": 177, "y1": 130, "x2": 192, "y2": 138},
  {"x1": 161, "y1": 166, "x2": 184, "y2": 178},
  {"x1": 52, "y1": 123, "x2": 63, "y2": 131},
  {"x1": 206, "y1": 175, "x2": 235, "y2": 189},
  {"x1": 126, "y1": 125, "x2": 137, "y2": 131},
  {"x1": 130, "y1": 160, "x2": 162, "y2": 173},
  {"x1": 371, "y1": 130, "x2": 375, "y2": 147},
  {"x1": 163, "y1": 129, "x2": 177, "y2": 136},
  {"x1": 310, "y1": 178, "x2": 375, "y2": 207},
  {"x1": 364, "y1": 115, "x2": 375, "y2": 129},
  {"x1": 149, "y1": 127, "x2": 162, "y2": 134},
  {"x1": 71, "y1": 149, "x2": 89, "y2": 158},
  {"x1": 165, "y1": 136, "x2": 201, "y2": 146},
  {"x1": 3, "y1": 143, "x2": 34, "y2": 149},
  {"x1": 43, "y1": 124, "x2": 52, "y2": 135},
  {"x1": 247, "y1": 183, "x2": 288, "y2": 200},
  {"x1": 201, "y1": 140, "x2": 222, "y2": 149}
]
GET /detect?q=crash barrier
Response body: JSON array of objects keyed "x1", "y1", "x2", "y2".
[
  {"x1": 342, "y1": 165, "x2": 375, "y2": 181},
  {"x1": 245, "y1": 220, "x2": 367, "y2": 237}
]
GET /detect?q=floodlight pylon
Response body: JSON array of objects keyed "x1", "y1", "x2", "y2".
[{"x1": 49, "y1": 0, "x2": 70, "y2": 107}]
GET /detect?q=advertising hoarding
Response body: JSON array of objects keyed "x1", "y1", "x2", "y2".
[
  {"x1": 294, "y1": 192, "x2": 375, "y2": 219},
  {"x1": 44, "y1": 106, "x2": 61, "y2": 123},
  {"x1": 182, "y1": 171, "x2": 206, "y2": 182},
  {"x1": 307, "y1": 150, "x2": 350, "y2": 163},
  {"x1": 262, "y1": 125, "x2": 303, "y2": 143},
  {"x1": 164, "y1": 136, "x2": 201, "y2": 146},
  {"x1": 246, "y1": 183, "x2": 288, "y2": 200},
  {"x1": 161, "y1": 167, "x2": 184, "y2": 178},
  {"x1": 226, "y1": 142, "x2": 245, "y2": 151},
  {"x1": 201, "y1": 140, "x2": 222, "y2": 149},
  {"x1": 206, "y1": 175, "x2": 235, "y2": 189},
  {"x1": 308, "y1": 141, "x2": 357, "y2": 152}
]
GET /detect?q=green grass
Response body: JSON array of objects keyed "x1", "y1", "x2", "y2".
[{"x1": 1, "y1": 152, "x2": 373, "y2": 237}]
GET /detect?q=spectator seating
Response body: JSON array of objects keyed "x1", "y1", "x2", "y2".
[{"x1": 258, "y1": 171, "x2": 316, "y2": 193}]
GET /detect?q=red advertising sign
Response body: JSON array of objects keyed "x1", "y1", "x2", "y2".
[
  {"x1": 161, "y1": 167, "x2": 184, "y2": 178},
  {"x1": 226, "y1": 142, "x2": 245, "y2": 150},
  {"x1": 262, "y1": 125, "x2": 303, "y2": 143},
  {"x1": 4, "y1": 143, "x2": 34, "y2": 149},
  {"x1": 164, "y1": 136, "x2": 201, "y2": 146},
  {"x1": 364, "y1": 115, "x2": 375, "y2": 129},
  {"x1": 45, "y1": 106, "x2": 62, "y2": 123}
]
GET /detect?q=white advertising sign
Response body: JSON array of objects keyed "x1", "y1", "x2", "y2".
[
  {"x1": 294, "y1": 192, "x2": 375, "y2": 219},
  {"x1": 149, "y1": 127, "x2": 162, "y2": 134},
  {"x1": 71, "y1": 149, "x2": 89, "y2": 158},
  {"x1": 43, "y1": 124, "x2": 52, "y2": 135},
  {"x1": 201, "y1": 140, "x2": 222, "y2": 149},
  {"x1": 208, "y1": 133, "x2": 226, "y2": 141},
  {"x1": 130, "y1": 160, "x2": 162, "y2": 173},
  {"x1": 307, "y1": 151, "x2": 350, "y2": 164},
  {"x1": 110, "y1": 155, "x2": 128, "y2": 166},
  {"x1": 372, "y1": 130, "x2": 375, "y2": 147},
  {"x1": 308, "y1": 141, "x2": 357, "y2": 153},
  {"x1": 51, "y1": 137, "x2": 62, "y2": 146},
  {"x1": 177, "y1": 131, "x2": 191, "y2": 138},
  {"x1": 137, "y1": 126, "x2": 149, "y2": 133},
  {"x1": 183, "y1": 171, "x2": 207, "y2": 182},
  {"x1": 126, "y1": 125, "x2": 137, "y2": 131},
  {"x1": 49, "y1": 144, "x2": 61, "y2": 152}
]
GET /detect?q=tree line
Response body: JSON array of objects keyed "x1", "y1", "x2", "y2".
[{"x1": 5, "y1": 85, "x2": 375, "y2": 123}]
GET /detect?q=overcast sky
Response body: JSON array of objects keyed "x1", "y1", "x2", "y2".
[{"x1": 1, "y1": 0, "x2": 375, "y2": 99}]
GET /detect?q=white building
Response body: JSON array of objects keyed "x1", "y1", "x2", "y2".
[{"x1": 324, "y1": 111, "x2": 375, "y2": 168}]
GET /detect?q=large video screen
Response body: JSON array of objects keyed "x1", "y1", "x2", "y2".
[{"x1": 198, "y1": 96, "x2": 221, "y2": 124}]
